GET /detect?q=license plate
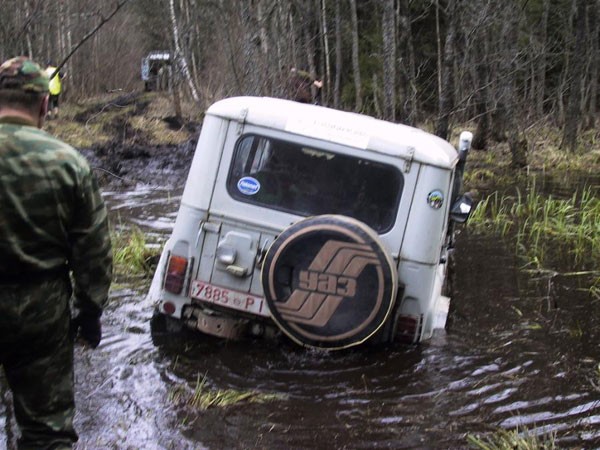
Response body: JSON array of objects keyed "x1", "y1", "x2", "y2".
[{"x1": 189, "y1": 280, "x2": 269, "y2": 317}]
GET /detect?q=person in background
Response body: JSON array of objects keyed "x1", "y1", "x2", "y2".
[
  {"x1": 287, "y1": 67, "x2": 323, "y2": 104},
  {"x1": 44, "y1": 61, "x2": 65, "y2": 119},
  {"x1": 0, "y1": 56, "x2": 112, "y2": 449}
]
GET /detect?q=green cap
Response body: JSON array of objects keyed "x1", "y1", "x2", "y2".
[{"x1": 0, "y1": 56, "x2": 49, "y2": 93}]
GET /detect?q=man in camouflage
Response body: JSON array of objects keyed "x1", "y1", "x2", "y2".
[{"x1": 0, "y1": 57, "x2": 112, "y2": 449}]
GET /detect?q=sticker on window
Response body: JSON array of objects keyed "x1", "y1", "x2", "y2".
[{"x1": 237, "y1": 177, "x2": 260, "y2": 195}]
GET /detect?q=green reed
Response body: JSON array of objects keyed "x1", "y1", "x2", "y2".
[
  {"x1": 169, "y1": 373, "x2": 283, "y2": 410},
  {"x1": 591, "y1": 277, "x2": 600, "y2": 301},
  {"x1": 467, "y1": 427, "x2": 557, "y2": 450},
  {"x1": 111, "y1": 227, "x2": 160, "y2": 276},
  {"x1": 469, "y1": 185, "x2": 600, "y2": 269}
]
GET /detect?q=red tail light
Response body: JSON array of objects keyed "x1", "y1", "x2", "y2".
[
  {"x1": 395, "y1": 314, "x2": 422, "y2": 343},
  {"x1": 164, "y1": 255, "x2": 188, "y2": 294}
]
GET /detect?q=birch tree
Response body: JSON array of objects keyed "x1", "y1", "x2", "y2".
[{"x1": 168, "y1": 0, "x2": 199, "y2": 101}]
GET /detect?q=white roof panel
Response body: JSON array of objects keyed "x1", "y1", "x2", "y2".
[{"x1": 206, "y1": 96, "x2": 459, "y2": 169}]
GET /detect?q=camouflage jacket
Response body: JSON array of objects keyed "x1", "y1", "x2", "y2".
[{"x1": 0, "y1": 116, "x2": 112, "y2": 314}]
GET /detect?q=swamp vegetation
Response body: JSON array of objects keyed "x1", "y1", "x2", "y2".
[
  {"x1": 469, "y1": 183, "x2": 600, "y2": 300},
  {"x1": 168, "y1": 373, "x2": 284, "y2": 411},
  {"x1": 112, "y1": 227, "x2": 159, "y2": 278},
  {"x1": 468, "y1": 427, "x2": 558, "y2": 450}
]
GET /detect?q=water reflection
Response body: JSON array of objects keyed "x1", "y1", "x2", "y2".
[{"x1": 103, "y1": 186, "x2": 182, "y2": 233}]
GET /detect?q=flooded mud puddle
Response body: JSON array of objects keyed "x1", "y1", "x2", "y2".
[{"x1": 2, "y1": 180, "x2": 599, "y2": 449}]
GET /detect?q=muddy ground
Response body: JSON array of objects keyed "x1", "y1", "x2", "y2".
[
  {"x1": 71, "y1": 92, "x2": 201, "y2": 190},
  {"x1": 82, "y1": 138, "x2": 197, "y2": 192}
]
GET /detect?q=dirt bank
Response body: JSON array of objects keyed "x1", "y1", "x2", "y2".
[
  {"x1": 45, "y1": 91, "x2": 201, "y2": 189},
  {"x1": 81, "y1": 138, "x2": 197, "y2": 190}
]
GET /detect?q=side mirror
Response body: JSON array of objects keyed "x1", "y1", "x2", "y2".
[{"x1": 450, "y1": 193, "x2": 474, "y2": 224}]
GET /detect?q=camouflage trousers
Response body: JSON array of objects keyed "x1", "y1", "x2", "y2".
[{"x1": 0, "y1": 274, "x2": 77, "y2": 450}]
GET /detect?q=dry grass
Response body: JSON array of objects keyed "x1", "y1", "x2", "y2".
[
  {"x1": 452, "y1": 120, "x2": 600, "y2": 183},
  {"x1": 128, "y1": 115, "x2": 190, "y2": 145},
  {"x1": 143, "y1": 92, "x2": 203, "y2": 121},
  {"x1": 45, "y1": 119, "x2": 111, "y2": 148}
]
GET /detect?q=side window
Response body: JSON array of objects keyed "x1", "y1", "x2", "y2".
[
  {"x1": 230, "y1": 135, "x2": 271, "y2": 176},
  {"x1": 227, "y1": 135, "x2": 403, "y2": 233}
]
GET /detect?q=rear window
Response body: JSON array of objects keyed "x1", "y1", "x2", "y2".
[{"x1": 227, "y1": 135, "x2": 403, "y2": 233}]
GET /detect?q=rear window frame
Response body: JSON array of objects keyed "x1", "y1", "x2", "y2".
[{"x1": 226, "y1": 133, "x2": 404, "y2": 233}]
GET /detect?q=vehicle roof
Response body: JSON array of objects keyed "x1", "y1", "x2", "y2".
[
  {"x1": 207, "y1": 96, "x2": 459, "y2": 169},
  {"x1": 144, "y1": 51, "x2": 170, "y2": 60}
]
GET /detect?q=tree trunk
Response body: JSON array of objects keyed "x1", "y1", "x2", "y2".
[
  {"x1": 435, "y1": 0, "x2": 456, "y2": 140},
  {"x1": 333, "y1": 0, "x2": 342, "y2": 109},
  {"x1": 320, "y1": 0, "x2": 331, "y2": 105},
  {"x1": 240, "y1": 2, "x2": 262, "y2": 95},
  {"x1": 491, "y1": 3, "x2": 518, "y2": 145},
  {"x1": 563, "y1": 0, "x2": 587, "y2": 152},
  {"x1": 372, "y1": 73, "x2": 382, "y2": 117},
  {"x1": 471, "y1": 36, "x2": 490, "y2": 151},
  {"x1": 302, "y1": 4, "x2": 319, "y2": 103},
  {"x1": 169, "y1": 0, "x2": 199, "y2": 101},
  {"x1": 585, "y1": 0, "x2": 598, "y2": 129},
  {"x1": 382, "y1": 0, "x2": 396, "y2": 121},
  {"x1": 503, "y1": 5, "x2": 526, "y2": 168},
  {"x1": 349, "y1": 0, "x2": 363, "y2": 111},
  {"x1": 435, "y1": 0, "x2": 443, "y2": 108},
  {"x1": 257, "y1": 0, "x2": 269, "y2": 55},
  {"x1": 398, "y1": 0, "x2": 418, "y2": 125},
  {"x1": 65, "y1": 0, "x2": 73, "y2": 98},
  {"x1": 536, "y1": 0, "x2": 550, "y2": 119}
]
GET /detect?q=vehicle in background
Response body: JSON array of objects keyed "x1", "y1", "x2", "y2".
[
  {"x1": 141, "y1": 51, "x2": 171, "y2": 92},
  {"x1": 148, "y1": 96, "x2": 473, "y2": 350}
]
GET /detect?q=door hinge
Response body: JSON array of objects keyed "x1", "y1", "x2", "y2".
[
  {"x1": 404, "y1": 147, "x2": 415, "y2": 173},
  {"x1": 203, "y1": 222, "x2": 221, "y2": 234},
  {"x1": 237, "y1": 108, "x2": 248, "y2": 135}
]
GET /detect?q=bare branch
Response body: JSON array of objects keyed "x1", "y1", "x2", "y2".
[{"x1": 50, "y1": 0, "x2": 131, "y2": 79}]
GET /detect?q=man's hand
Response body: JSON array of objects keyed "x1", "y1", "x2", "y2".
[{"x1": 72, "y1": 311, "x2": 102, "y2": 348}]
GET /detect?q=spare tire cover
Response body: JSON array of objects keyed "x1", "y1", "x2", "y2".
[{"x1": 261, "y1": 215, "x2": 397, "y2": 349}]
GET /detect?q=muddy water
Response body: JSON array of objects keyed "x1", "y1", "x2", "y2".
[{"x1": 2, "y1": 182, "x2": 599, "y2": 449}]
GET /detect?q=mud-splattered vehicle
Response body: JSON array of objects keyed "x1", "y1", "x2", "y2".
[{"x1": 148, "y1": 97, "x2": 473, "y2": 350}]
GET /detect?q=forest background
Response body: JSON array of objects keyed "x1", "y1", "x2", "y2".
[{"x1": 1, "y1": 0, "x2": 600, "y2": 170}]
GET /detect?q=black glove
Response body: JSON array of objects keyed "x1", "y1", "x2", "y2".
[{"x1": 72, "y1": 311, "x2": 102, "y2": 348}]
